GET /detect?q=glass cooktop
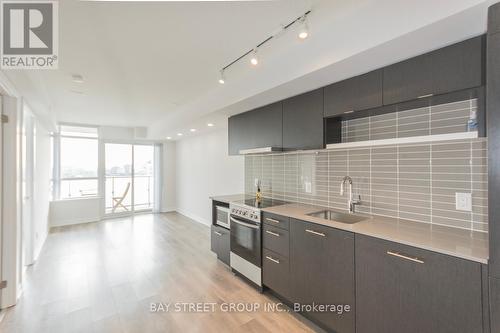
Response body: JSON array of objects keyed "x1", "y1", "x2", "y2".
[{"x1": 235, "y1": 198, "x2": 289, "y2": 209}]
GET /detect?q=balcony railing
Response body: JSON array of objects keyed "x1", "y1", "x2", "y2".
[
  {"x1": 105, "y1": 175, "x2": 153, "y2": 213},
  {"x1": 59, "y1": 175, "x2": 154, "y2": 213}
]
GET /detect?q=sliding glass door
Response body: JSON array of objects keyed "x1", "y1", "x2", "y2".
[
  {"x1": 133, "y1": 145, "x2": 154, "y2": 212},
  {"x1": 104, "y1": 143, "x2": 154, "y2": 216}
]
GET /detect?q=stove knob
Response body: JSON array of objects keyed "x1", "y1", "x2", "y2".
[{"x1": 243, "y1": 211, "x2": 248, "y2": 216}]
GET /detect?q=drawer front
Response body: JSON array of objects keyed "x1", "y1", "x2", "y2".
[
  {"x1": 263, "y1": 249, "x2": 290, "y2": 300},
  {"x1": 263, "y1": 212, "x2": 289, "y2": 230},
  {"x1": 263, "y1": 224, "x2": 289, "y2": 257},
  {"x1": 211, "y1": 225, "x2": 230, "y2": 265}
]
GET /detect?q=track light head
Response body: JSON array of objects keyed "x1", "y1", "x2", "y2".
[
  {"x1": 298, "y1": 15, "x2": 309, "y2": 40},
  {"x1": 250, "y1": 48, "x2": 259, "y2": 66},
  {"x1": 218, "y1": 70, "x2": 225, "y2": 84}
]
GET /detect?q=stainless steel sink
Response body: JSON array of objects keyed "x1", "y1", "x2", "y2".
[{"x1": 306, "y1": 210, "x2": 367, "y2": 224}]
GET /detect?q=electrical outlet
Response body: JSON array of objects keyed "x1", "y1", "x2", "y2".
[
  {"x1": 305, "y1": 182, "x2": 312, "y2": 193},
  {"x1": 455, "y1": 192, "x2": 472, "y2": 212}
]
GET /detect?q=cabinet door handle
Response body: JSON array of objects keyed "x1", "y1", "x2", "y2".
[
  {"x1": 266, "y1": 218, "x2": 281, "y2": 224},
  {"x1": 305, "y1": 229, "x2": 325, "y2": 237},
  {"x1": 214, "y1": 231, "x2": 222, "y2": 236},
  {"x1": 266, "y1": 256, "x2": 280, "y2": 264},
  {"x1": 387, "y1": 251, "x2": 424, "y2": 264},
  {"x1": 417, "y1": 93, "x2": 433, "y2": 99},
  {"x1": 265, "y1": 230, "x2": 280, "y2": 237}
]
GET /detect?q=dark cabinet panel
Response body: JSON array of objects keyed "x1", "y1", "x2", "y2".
[
  {"x1": 383, "y1": 53, "x2": 433, "y2": 105},
  {"x1": 324, "y1": 76, "x2": 356, "y2": 116},
  {"x1": 228, "y1": 102, "x2": 283, "y2": 155},
  {"x1": 432, "y1": 36, "x2": 484, "y2": 95},
  {"x1": 283, "y1": 89, "x2": 324, "y2": 150},
  {"x1": 488, "y1": 31, "x2": 500, "y2": 276},
  {"x1": 355, "y1": 235, "x2": 483, "y2": 333},
  {"x1": 210, "y1": 225, "x2": 230, "y2": 265},
  {"x1": 263, "y1": 212, "x2": 289, "y2": 230},
  {"x1": 490, "y1": 277, "x2": 500, "y2": 333},
  {"x1": 263, "y1": 224, "x2": 289, "y2": 257},
  {"x1": 488, "y1": 32, "x2": 500, "y2": 278},
  {"x1": 324, "y1": 69, "x2": 383, "y2": 117},
  {"x1": 262, "y1": 249, "x2": 290, "y2": 300},
  {"x1": 290, "y1": 219, "x2": 355, "y2": 333},
  {"x1": 489, "y1": 2, "x2": 500, "y2": 35},
  {"x1": 384, "y1": 37, "x2": 484, "y2": 105}
]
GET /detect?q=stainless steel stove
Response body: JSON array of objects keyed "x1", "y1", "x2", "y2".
[{"x1": 229, "y1": 198, "x2": 288, "y2": 288}]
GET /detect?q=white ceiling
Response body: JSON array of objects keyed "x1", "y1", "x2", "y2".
[{"x1": 3, "y1": 0, "x2": 497, "y2": 140}]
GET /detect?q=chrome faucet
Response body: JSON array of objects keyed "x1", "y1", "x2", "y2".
[{"x1": 340, "y1": 176, "x2": 361, "y2": 213}]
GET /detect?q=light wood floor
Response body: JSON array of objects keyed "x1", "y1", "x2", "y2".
[{"x1": 0, "y1": 213, "x2": 320, "y2": 333}]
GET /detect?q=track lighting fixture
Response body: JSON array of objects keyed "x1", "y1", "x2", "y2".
[
  {"x1": 250, "y1": 48, "x2": 259, "y2": 66},
  {"x1": 218, "y1": 70, "x2": 225, "y2": 84},
  {"x1": 217, "y1": 10, "x2": 311, "y2": 84},
  {"x1": 298, "y1": 15, "x2": 309, "y2": 40}
]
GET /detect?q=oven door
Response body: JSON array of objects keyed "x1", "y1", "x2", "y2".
[{"x1": 230, "y1": 216, "x2": 261, "y2": 267}]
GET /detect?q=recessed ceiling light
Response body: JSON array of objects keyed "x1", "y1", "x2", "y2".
[
  {"x1": 72, "y1": 74, "x2": 84, "y2": 83},
  {"x1": 344, "y1": 110, "x2": 355, "y2": 114},
  {"x1": 166, "y1": 137, "x2": 172, "y2": 140},
  {"x1": 177, "y1": 133, "x2": 183, "y2": 136},
  {"x1": 190, "y1": 128, "x2": 196, "y2": 132},
  {"x1": 207, "y1": 123, "x2": 214, "y2": 127}
]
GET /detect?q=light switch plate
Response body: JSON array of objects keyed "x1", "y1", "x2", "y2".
[{"x1": 455, "y1": 192, "x2": 472, "y2": 212}]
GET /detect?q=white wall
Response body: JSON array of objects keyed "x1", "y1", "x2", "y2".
[
  {"x1": 161, "y1": 142, "x2": 176, "y2": 212},
  {"x1": 49, "y1": 197, "x2": 101, "y2": 227},
  {"x1": 175, "y1": 128, "x2": 244, "y2": 225},
  {"x1": 32, "y1": 120, "x2": 51, "y2": 260},
  {"x1": 1, "y1": 95, "x2": 22, "y2": 309}
]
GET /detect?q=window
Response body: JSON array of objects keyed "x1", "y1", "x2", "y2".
[{"x1": 56, "y1": 125, "x2": 99, "y2": 199}]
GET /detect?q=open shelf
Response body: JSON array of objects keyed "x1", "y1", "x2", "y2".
[{"x1": 325, "y1": 131, "x2": 479, "y2": 150}]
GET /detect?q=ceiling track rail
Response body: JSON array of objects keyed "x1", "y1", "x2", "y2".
[{"x1": 220, "y1": 10, "x2": 312, "y2": 72}]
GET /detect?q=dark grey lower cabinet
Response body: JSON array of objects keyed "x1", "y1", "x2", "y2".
[
  {"x1": 490, "y1": 277, "x2": 500, "y2": 333},
  {"x1": 210, "y1": 225, "x2": 230, "y2": 265},
  {"x1": 290, "y1": 219, "x2": 355, "y2": 333},
  {"x1": 355, "y1": 235, "x2": 484, "y2": 333},
  {"x1": 262, "y1": 249, "x2": 290, "y2": 300}
]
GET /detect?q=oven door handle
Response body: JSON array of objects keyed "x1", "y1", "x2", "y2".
[{"x1": 230, "y1": 217, "x2": 260, "y2": 229}]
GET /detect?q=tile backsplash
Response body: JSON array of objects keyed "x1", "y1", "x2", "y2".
[
  {"x1": 342, "y1": 99, "x2": 478, "y2": 142},
  {"x1": 245, "y1": 138, "x2": 488, "y2": 233}
]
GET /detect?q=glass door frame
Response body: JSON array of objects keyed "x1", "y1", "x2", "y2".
[{"x1": 100, "y1": 140, "x2": 156, "y2": 218}]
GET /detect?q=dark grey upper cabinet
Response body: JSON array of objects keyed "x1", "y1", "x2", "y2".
[
  {"x1": 432, "y1": 36, "x2": 484, "y2": 95},
  {"x1": 355, "y1": 235, "x2": 483, "y2": 333},
  {"x1": 228, "y1": 102, "x2": 283, "y2": 155},
  {"x1": 324, "y1": 69, "x2": 383, "y2": 117},
  {"x1": 290, "y1": 219, "x2": 355, "y2": 333},
  {"x1": 283, "y1": 89, "x2": 324, "y2": 150},
  {"x1": 384, "y1": 36, "x2": 484, "y2": 105},
  {"x1": 489, "y1": 2, "x2": 500, "y2": 35},
  {"x1": 383, "y1": 53, "x2": 433, "y2": 105}
]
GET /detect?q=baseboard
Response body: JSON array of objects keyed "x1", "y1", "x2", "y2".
[
  {"x1": 161, "y1": 206, "x2": 176, "y2": 213},
  {"x1": 175, "y1": 209, "x2": 210, "y2": 226}
]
